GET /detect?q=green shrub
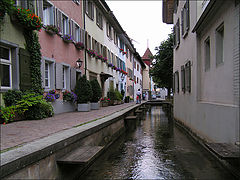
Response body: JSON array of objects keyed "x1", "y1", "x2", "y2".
[
  {"x1": 0, "y1": 105, "x2": 17, "y2": 123},
  {"x1": 115, "y1": 90, "x2": 123, "y2": 101},
  {"x1": 24, "y1": 100, "x2": 54, "y2": 120},
  {"x1": 107, "y1": 86, "x2": 117, "y2": 101},
  {"x1": 75, "y1": 75, "x2": 93, "y2": 103},
  {"x1": 3, "y1": 89, "x2": 23, "y2": 106},
  {"x1": 121, "y1": 89, "x2": 125, "y2": 99},
  {"x1": 90, "y1": 79, "x2": 102, "y2": 102}
]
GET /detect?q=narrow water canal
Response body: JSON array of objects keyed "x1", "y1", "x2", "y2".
[{"x1": 81, "y1": 106, "x2": 235, "y2": 179}]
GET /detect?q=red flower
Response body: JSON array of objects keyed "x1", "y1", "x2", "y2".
[{"x1": 3, "y1": 122, "x2": 6, "y2": 125}]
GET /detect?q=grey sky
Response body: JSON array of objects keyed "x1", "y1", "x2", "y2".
[{"x1": 106, "y1": 1, "x2": 173, "y2": 56}]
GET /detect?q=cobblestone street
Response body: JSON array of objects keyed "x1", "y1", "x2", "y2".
[{"x1": 0, "y1": 102, "x2": 136, "y2": 151}]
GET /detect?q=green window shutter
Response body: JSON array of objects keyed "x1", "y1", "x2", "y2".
[{"x1": 19, "y1": 48, "x2": 32, "y2": 91}]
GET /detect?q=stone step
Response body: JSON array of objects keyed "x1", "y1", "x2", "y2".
[
  {"x1": 57, "y1": 146, "x2": 104, "y2": 165},
  {"x1": 205, "y1": 143, "x2": 240, "y2": 159},
  {"x1": 125, "y1": 116, "x2": 137, "y2": 120}
]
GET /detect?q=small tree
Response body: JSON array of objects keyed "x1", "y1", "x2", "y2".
[
  {"x1": 90, "y1": 79, "x2": 102, "y2": 102},
  {"x1": 74, "y1": 75, "x2": 93, "y2": 103}
]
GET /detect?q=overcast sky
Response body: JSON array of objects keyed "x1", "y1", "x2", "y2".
[{"x1": 106, "y1": 1, "x2": 173, "y2": 56}]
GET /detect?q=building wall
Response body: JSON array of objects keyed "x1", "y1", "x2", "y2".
[
  {"x1": 126, "y1": 50, "x2": 134, "y2": 97},
  {"x1": 173, "y1": 0, "x2": 239, "y2": 144},
  {"x1": 134, "y1": 59, "x2": 143, "y2": 101}
]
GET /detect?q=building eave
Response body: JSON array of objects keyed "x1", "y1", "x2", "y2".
[{"x1": 192, "y1": 0, "x2": 223, "y2": 33}]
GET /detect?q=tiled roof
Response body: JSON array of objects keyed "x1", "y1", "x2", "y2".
[{"x1": 142, "y1": 48, "x2": 153, "y2": 60}]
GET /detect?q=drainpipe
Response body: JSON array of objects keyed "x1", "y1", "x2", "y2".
[{"x1": 83, "y1": 5, "x2": 87, "y2": 75}]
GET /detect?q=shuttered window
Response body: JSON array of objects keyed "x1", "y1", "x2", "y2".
[
  {"x1": 0, "y1": 46, "x2": 12, "y2": 89},
  {"x1": 85, "y1": 0, "x2": 94, "y2": 20},
  {"x1": 41, "y1": 58, "x2": 55, "y2": 90},
  {"x1": 185, "y1": 61, "x2": 191, "y2": 93},
  {"x1": 96, "y1": 8, "x2": 103, "y2": 29},
  {"x1": 174, "y1": 71, "x2": 179, "y2": 93},
  {"x1": 181, "y1": 0, "x2": 189, "y2": 38},
  {"x1": 43, "y1": 0, "x2": 55, "y2": 26},
  {"x1": 181, "y1": 65, "x2": 185, "y2": 93}
]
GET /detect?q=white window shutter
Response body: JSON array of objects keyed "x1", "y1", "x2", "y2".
[
  {"x1": 56, "y1": 63, "x2": 63, "y2": 89},
  {"x1": 70, "y1": 68, "x2": 76, "y2": 90}
]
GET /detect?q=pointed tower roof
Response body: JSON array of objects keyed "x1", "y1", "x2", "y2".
[{"x1": 142, "y1": 48, "x2": 153, "y2": 66}]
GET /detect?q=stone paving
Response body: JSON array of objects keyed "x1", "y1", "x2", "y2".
[{"x1": 0, "y1": 102, "x2": 137, "y2": 151}]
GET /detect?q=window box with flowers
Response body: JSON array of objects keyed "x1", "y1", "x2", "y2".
[
  {"x1": 44, "y1": 25, "x2": 59, "y2": 35},
  {"x1": 103, "y1": 57, "x2": 108, "y2": 63},
  {"x1": 116, "y1": 68, "x2": 121, "y2": 72},
  {"x1": 86, "y1": 49, "x2": 96, "y2": 57},
  {"x1": 75, "y1": 42, "x2": 84, "y2": 50},
  {"x1": 11, "y1": 8, "x2": 42, "y2": 31},
  {"x1": 96, "y1": 54, "x2": 103, "y2": 60},
  {"x1": 62, "y1": 34, "x2": 73, "y2": 43},
  {"x1": 108, "y1": 63, "x2": 113, "y2": 68}
]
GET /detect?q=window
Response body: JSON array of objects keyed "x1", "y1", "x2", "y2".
[
  {"x1": 137, "y1": 77, "x2": 139, "y2": 84},
  {"x1": 134, "y1": 61, "x2": 136, "y2": 69},
  {"x1": 106, "y1": 23, "x2": 112, "y2": 39},
  {"x1": 96, "y1": 8, "x2": 103, "y2": 29},
  {"x1": 62, "y1": 14, "x2": 69, "y2": 35},
  {"x1": 42, "y1": 58, "x2": 55, "y2": 90},
  {"x1": 174, "y1": 71, "x2": 179, "y2": 93},
  {"x1": 181, "y1": 0, "x2": 189, "y2": 37},
  {"x1": 75, "y1": 24, "x2": 80, "y2": 42},
  {"x1": 137, "y1": 64, "x2": 139, "y2": 71},
  {"x1": 185, "y1": 61, "x2": 191, "y2": 93},
  {"x1": 62, "y1": 66, "x2": 68, "y2": 89},
  {"x1": 85, "y1": 0, "x2": 94, "y2": 20},
  {"x1": 45, "y1": 62, "x2": 50, "y2": 88},
  {"x1": 43, "y1": 0, "x2": 54, "y2": 26},
  {"x1": 181, "y1": 65, "x2": 185, "y2": 93},
  {"x1": 216, "y1": 23, "x2": 224, "y2": 66},
  {"x1": 0, "y1": 46, "x2": 11, "y2": 89},
  {"x1": 204, "y1": 37, "x2": 210, "y2": 71},
  {"x1": 114, "y1": 31, "x2": 118, "y2": 45},
  {"x1": 173, "y1": 19, "x2": 180, "y2": 48}
]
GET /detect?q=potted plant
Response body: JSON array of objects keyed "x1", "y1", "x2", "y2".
[
  {"x1": 115, "y1": 90, "x2": 123, "y2": 105},
  {"x1": 62, "y1": 34, "x2": 73, "y2": 43},
  {"x1": 107, "y1": 86, "x2": 116, "y2": 106},
  {"x1": 108, "y1": 63, "x2": 113, "y2": 68},
  {"x1": 63, "y1": 90, "x2": 77, "y2": 103},
  {"x1": 75, "y1": 75, "x2": 93, "y2": 112},
  {"x1": 90, "y1": 79, "x2": 102, "y2": 110},
  {"x1": 75, "y1": 42, "x2": 84, "y2": 50},
  {"x1": 45, "y1": 25, "x2": 59, "y2": 35},
  {"x1": 100, "y1": 97, "x2": 110, "y2": 107}
]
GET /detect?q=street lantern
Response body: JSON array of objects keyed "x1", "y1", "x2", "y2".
[{"x1": 76, "y1": 58, "x2": 83, "y2": 69}]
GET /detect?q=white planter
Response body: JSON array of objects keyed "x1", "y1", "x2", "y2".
[
  {"x1": 91, "y1": 102, "x2": 100, "y2": 110},
  {"x1": 51, "y1": 101, "x2": 76, "y2": 114},
  {"x1": 78, "y1": 103, "x2": 91, "y2": 112}
]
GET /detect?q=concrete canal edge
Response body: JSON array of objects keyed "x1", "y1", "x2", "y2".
[
  {"x1": 174, "y1": 118, "x2": 240, "y2": 179},
  {"x1": 0, "y1": 103, "x2": 145, "y2": 179}
]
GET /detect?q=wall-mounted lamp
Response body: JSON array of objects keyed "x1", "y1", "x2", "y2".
[{"x1": 76, "y1": 58, "x2": 83, "y2": 69}]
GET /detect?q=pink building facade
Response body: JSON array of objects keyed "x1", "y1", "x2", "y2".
[{"x1": 39, "y1": 0, "x2": 84, "y2": 94}]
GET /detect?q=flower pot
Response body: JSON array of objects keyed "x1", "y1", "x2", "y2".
[
  {"x1": 101, "y1": 102, "x2": 109, "y2": 107},
  {"x1": 78, "y1": 103, "x2": 90, "y2": 112},
  {"x1": 63, "y1": 39, "x2": 73, "y2": 43},
  {"x1": 91, "y1": 102, "x2": 100, "y2": 110},
  {"x1": 45, "y1": 29, "x2": 56, "y2": 35}
]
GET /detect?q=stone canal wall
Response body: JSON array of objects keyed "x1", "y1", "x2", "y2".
[{"x1": 1, "y1": 104, "x2": 143, "y2": 179}]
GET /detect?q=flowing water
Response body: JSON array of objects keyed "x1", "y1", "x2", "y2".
[{"x1": 81, "y1": 106, "x2": 235, "y2": 179}]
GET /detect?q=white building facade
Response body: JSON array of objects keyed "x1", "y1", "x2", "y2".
[{"x1": 163, "y1": 0, "x2": 239, "y2": 144}]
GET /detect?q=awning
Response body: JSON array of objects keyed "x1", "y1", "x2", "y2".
[{"x1": 100, "y1": 72, "x2": 113, "y2": 82}]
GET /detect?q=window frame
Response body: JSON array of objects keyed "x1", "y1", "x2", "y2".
[
  {"x1": 216, "y1": 23, "x2": 224, "y2": 66},
  {"x1": 204, "y1": 37, "x2": 210, "y2": 71},
  {"x1": 44, "y1": 62, "x2": 50, "y2": 88},
  {"x1": 96, "y1": 7, "x2": 103, "y2": 29},
  {"x1": 181, "y1": 65, "x2": 185, "y2": 93},
  {"x1": 0, "y1": 46, "x2": 12, "y2": 89}
]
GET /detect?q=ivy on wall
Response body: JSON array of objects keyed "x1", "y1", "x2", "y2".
[
  {"x1": 23, "y1": 30, "x2": 43, "y2": 94},
  {"x1": 0, "y1": 0, "x2": 14, "y2": 24}
]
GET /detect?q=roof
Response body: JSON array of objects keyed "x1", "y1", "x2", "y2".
[
  {"x1": 142, "y1": 48, "x2": 153, "y2": 60},
  {"x1": 142, "y1": 48, "x2": 153, "y2": 66}
]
